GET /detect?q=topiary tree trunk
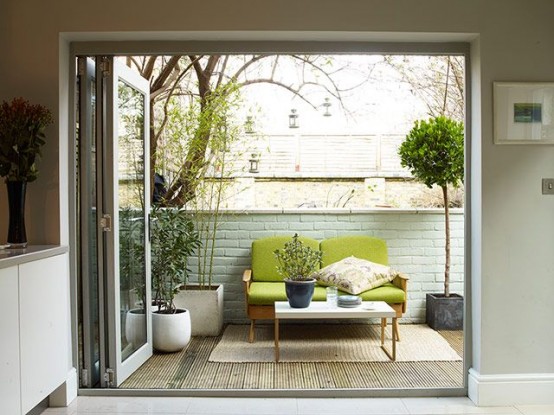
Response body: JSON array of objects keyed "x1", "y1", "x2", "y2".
[{"x1": 442, "y1": 184, "x2": 450, "y2": 297}]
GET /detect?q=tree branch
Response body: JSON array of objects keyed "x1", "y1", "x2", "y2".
[
  {"x1": 143, "y1": 56, "x2": 158, "y2": 81},
  {"x1": 231, "y1": 55, "x2": 267, "y2": 81},
  {"x1": 151, "y1": 56, "x2": 182, "y2": 94},
  {"x1": 239, "y1": 79, "x2": 318, "y2": 109},
  {"x1": 216, "y1": 55, "x2": 229, "y2": 88}
]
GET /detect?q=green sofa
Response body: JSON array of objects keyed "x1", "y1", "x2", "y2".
[{"x1": 242, "y1": 235, "x2": 409, "y2": 342}]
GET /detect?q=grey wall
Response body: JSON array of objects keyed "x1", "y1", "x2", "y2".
[{"x1": 1, "y1": 0, "x2": 554, "y2": 398}]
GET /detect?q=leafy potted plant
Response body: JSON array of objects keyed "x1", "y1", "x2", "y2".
[
  {"x1": 150, "y1": 207, "x2": 200, "y2": 352},
  {"x1": 159, "y1": 84, "x2": 245, "y2": 336},
  {"x1": 398, "y1": 115, "x2": 464, "y2": 330},
  {"x1": 274, "y1": 233, "x2": 323, "y2": 308},
  {"x1": 0, "y1": 97, "x2": 53, "y2": 247}
]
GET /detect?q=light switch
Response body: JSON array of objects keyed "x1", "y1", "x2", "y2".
[{"x1": 542, "y1": 178, "x2": 554, "y2": 194}]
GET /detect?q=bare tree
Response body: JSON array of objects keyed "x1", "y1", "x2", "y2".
[
  {"x1": 127, "y1": 54, "x2": 354, "y2": 206},
  {"x1": 382, "y1": 55, "x2": 465, "y2": 121}
]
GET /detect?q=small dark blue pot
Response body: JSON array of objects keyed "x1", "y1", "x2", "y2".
[{"x1": 284, "y1": 278, "x2": 315, "y2": 308}]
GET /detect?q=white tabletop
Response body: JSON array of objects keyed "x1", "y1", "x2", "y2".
[{"x1": 274, "y1": 301, "x2": 396, "y2": 319}]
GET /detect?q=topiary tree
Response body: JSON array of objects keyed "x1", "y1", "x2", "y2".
[{"x1": 398, "y1": 115, "x2": 464, "y2": 297}]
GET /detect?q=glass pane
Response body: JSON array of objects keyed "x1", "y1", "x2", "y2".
[
  {"x1": 117, "y1": 79, "x2": 147, "y2": 362},
  {"x1": 88, "y1": 75, "x2": 100, "y2": 385}
]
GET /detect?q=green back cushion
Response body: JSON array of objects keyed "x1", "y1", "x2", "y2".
[
  {"x1": 252, "y1": 235, "x2": 320, "y2": 282},
  {"x1": 320, "y1": 235, "x2": 388, "y2": 267}
]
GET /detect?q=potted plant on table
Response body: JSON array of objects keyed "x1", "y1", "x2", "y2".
[
  {"x1": 0, "y1": 97, "x2": 53, "y2": 247},
  {"x1": 150, "y1": 207, "x2": 200, "y2": 352},
  {"x1": 274, "y1": 233, "x2": 323, "y2": 308},
  {"x1": 398, "y1": 115, "x2": 464, "y2": 330}
]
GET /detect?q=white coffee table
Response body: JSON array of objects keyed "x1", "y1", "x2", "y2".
[{"x1": 274, "y1": 301, "x2": 397, "y2": 362}]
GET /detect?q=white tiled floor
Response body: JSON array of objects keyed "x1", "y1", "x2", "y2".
[{"x1": 42, "y1": 396, "x2": 554, "y2": 415}]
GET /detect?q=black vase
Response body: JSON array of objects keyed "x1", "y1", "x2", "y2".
[{"x1": 7, "y1": 181, "x2": 27, "y2": 248}]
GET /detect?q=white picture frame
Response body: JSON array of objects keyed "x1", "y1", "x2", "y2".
[{"x1": 493, "y1": 82, "x2": 554, "y2": 144}]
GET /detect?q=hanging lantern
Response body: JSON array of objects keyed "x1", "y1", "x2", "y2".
[
  {"x1": 288, "y1": 109, "x2": 299, "y2": 128},
  {"x1": 323, "y1": 97, "x2": 332, "y2": 117},
  {"x1": 245, "y1": 116, "x2": 254, "y2": 134},
  {"x1": 249, "y1": 153, "x2": 260, "y2": 173}
]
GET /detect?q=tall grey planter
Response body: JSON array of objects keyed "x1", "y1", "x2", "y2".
[{"x1": 426, "y1": 293, "x2": 463, "y2": 330}]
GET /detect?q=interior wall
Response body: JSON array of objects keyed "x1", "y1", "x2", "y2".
[{"x1": 1, "y1": 0, "x2": 554, "y2": 405}]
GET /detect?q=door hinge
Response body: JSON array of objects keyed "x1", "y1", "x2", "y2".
[
  {"x1": 104, "y1": 368, "x2": 115, "y2": 388},
  {"x1": 80, "y1": 368, "x2": 89, "y2": 387},
  {"x1": 100, "y1": 57, "x2": 111, "y2": 77},
  {"x1": 100, "y1": 214, "x2": 112, "y2": 232}
]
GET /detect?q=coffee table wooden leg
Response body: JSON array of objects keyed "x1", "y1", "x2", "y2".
[
  {"x1": 380, "y1": 317, "x2": 397, "y2": 361},
  {"x1": 392, "y1": 317, "x2": 397, "y2": 360},
  {"x1": 249, "y1": 319, "x2": 256, "y2": 343},
  {"x1": 380, "y1": 318, "x2": 386, "y2": 346},
  {"x1": 274, "y1": 318, "x2": 280, "y2": 362}
]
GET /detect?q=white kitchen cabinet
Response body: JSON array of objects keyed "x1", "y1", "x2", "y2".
[
  {"x1": 0, "y1": 265, "x2": 22, "y2": 415},
  {"x1": 19, "y1": 254, "x2": 69, "y2": 414},
  {"x1": 0, "y1": 247, "x2": 69, "y2": 415}
]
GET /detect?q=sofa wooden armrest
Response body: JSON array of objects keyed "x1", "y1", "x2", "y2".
[
  {"x1": 392, "y1": 272, "x2": 409, "y2": 313},
  {"x1": 243, "y1": 268, "x2": 275, "y2": 342},
  {"x1": 243, "y1": 269, "x2": 252, "y2": 302},
  {"x1": 243, "y1": 269, "x2": 252, "y2": 284}
]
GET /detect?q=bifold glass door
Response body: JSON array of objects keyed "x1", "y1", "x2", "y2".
[
  {"x1": 77, "y1": 57, "x2": 101, "y2": 388},
  {"x1": 78, "y1": 56, "x2": 152, "y2": 387}
]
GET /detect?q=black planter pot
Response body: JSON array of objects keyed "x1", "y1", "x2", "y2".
[
  {"x1": 426, "y1": 293, "x2": 463, "y2": 330},
  {"x1": 6, "y1": 181, "x2": 27, "y2": 248},
  {"x1": 284, "y1": 278, "x2": 315, "y2": 308}
]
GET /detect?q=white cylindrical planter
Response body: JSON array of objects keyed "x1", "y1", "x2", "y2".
[
  {"x1": 152, "y1": 308, "x2": 191, "y2": 352},
  {"x1": 125, "y1": 308, "x2": 146, "y2": 348}
]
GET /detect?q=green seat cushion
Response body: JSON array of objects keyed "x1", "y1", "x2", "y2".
[
  {"x1": 248, "y1": 282, "x2": 288, "y2": 304},
  {"x1": 252, "y1": 235, "x2": 320, "y2": 282},
  {"x1": 248, "y1": 283, "x2": 328, "y2": 305},
  {"x1": 320, "y1": 235, "x2": 388, "y2": 267},
  {"x1": 356, "y1": 283, "x2": 405, "y2": 303},
  {"x1": 248, "y1": 282, "x2": 405, "y2": 305}
]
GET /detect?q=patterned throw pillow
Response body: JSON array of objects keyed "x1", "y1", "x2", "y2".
[{"x1": 313, "y1": 256, "x2": 399, "y2": 295}]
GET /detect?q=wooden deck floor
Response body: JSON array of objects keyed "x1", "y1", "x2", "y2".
[{"x1": 121, "y1": 326, "x2": 463, "y2": 390}]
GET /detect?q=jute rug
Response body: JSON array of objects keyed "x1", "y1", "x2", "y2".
[{"x1": 209, "y1": 324, "x2": 462, "y2": 363}]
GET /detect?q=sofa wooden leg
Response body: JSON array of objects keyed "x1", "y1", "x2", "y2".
[
  {"x1": 249, "y1": 320, "x2": 256, "y2": 343},
  {"x1": 394, "y1": 319, "x2": 400, "y2": 341}
]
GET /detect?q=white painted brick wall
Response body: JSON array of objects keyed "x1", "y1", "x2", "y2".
[{"x1": 188, "y1": 208, "x2": 464, "y2": 324}]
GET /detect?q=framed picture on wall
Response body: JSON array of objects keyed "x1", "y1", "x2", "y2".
[{"x1": 494, "y1": 82, "x2": 554, "y2": 144}]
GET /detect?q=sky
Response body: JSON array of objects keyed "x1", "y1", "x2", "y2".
[{"x1": 236, "y1": 55, "x2": 441, "y2": 137}]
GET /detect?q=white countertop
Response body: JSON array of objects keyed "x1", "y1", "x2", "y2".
[{"x1": 0, "y1": 245, "x2": 68, "y2": 269}]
